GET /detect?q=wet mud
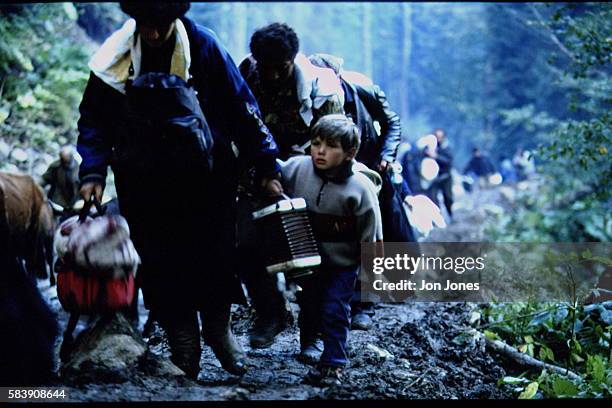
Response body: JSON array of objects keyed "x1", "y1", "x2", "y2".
[
  {"x1": 40, "y1": 288, "x2": 510, "y2": 401},
  {"x1": 36, "y1": 186, "x2": 514, "y2": 401}
]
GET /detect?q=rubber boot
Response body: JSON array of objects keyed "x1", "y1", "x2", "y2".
[
  {"x1": 201, "y1": 303, "x2": 248, "y2": 376},
  {"x1": 158, "y1": 311, "x2": 201, "y2": 380},
  {"x1": 245, "y1": 267, "x2": 290, "y2": 348}
]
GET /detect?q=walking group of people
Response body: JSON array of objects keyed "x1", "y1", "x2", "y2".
[
  {"x1": 399, "y1": 129, "x2": 455, "y2": 222},
  {"x1": 25, "y1": 2, "x2": 442, "y2": 387}
]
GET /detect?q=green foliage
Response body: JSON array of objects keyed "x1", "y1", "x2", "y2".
[
  {"x1": 485, "y1": 4, "x2": 611, "y2": 244},
  {"x1": 483, "y1": 301, "x2": 612, "y2": 398},
  {"x1": 0, "y1": 4, "x2": 90, "y2": 151}
]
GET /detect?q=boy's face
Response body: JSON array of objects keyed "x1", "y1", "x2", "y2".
[{"x1": 310, "y1": 136, "x2": 354, "y2": 171}]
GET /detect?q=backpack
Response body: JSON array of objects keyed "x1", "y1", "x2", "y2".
[{"x1": 118, "y1": 72, "x2": 214, "y2": 174}]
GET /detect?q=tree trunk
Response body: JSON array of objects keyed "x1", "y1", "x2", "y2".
[
  {"x1": 400, "y1": 3, "x2": 413, "y2": 124},
  {"x1": 362, "y1": 3, "x2": 373, "y2": 78},
  {"x1": 229, "y1": 3, "x2": 248, "y2": 60}
]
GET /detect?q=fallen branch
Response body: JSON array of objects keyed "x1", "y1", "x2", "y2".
[{"x1": 477, "y1": 331, "x2": 581, "y2": 382}]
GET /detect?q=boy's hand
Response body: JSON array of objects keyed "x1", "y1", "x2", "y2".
[{"x1": 262, "y1": 177, "x2": 284, "y2": 197}]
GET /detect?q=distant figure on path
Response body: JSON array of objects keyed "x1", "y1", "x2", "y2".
[
  {"x1": 41, "y1": 145, "x2": 79, "y2": 209},
  {"x1": 426, "y1": 128, "x2": 454, "y2": 220},
  {"x1": 464, "y1": 148, "x2": 496, "y2": 189}
]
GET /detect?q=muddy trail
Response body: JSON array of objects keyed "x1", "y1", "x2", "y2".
[{"x1": 38, "y1": 186, "x2": 515, "y2": 401}]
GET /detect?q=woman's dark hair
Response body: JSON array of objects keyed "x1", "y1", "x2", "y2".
[
  {"x1": 311, "y1": 114, "x2": 361, "y2": 153},
  {"x1": 120, "y1": 2, "x2": 190, "y2": 26},
  {"x1": 250, "y1": 23, "x2": 299, "y2": 63}
]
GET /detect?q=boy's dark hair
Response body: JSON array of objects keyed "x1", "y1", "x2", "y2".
[
  {"x1": 311, "y1": 114, "x2": 360, "y2": 153},
  {"x1": 250, "y1": 23, "x2": 299, "y2": 63},
  {"x1": 120, "y1": 2, "x2": 190, "y2": 26}
]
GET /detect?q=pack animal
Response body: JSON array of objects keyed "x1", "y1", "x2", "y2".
[
  {"x1": 0, "y1": 171, "x2": 55, "y2": 285},
  {"x1": 0, "y1": 207, "x2": 58, "y2": 386}
]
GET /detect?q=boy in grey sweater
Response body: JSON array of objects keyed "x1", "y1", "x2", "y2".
[{"x1": 277, "y1": 114, "x2": 381, "y2": 385}]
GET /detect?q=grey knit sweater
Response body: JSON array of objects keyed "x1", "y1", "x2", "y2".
[{"x1": 279, "y1": 156, "x2": 382, "y2": 270}]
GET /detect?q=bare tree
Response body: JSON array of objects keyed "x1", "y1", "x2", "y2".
[
  {"x1": 362, "y1": 2, "x2": 373, "y2": 78},
  {"x1": 400, "y1": 2, "x2": 412, "y2": 123}
]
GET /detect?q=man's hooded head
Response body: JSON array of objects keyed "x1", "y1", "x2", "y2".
[{"x1": 120, "y1": 2, "x2": 190, "y2": 47}]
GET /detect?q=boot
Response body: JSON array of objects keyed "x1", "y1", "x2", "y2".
[
  {"x1": 304, "y1": 365, "x2": 343, "y2": 386},
  {"x1": 202, "y1": 304, "x2": 248, "y2": 376},
  {"x1": 350, "y1": 311, "x2": 372, "y2": 331},
  {"x1": 297, "y1": 338, "x2": 323, "y2": 366},
  {"x1": 246, "y1": 270, "x2": 290, "y2": 348},
  {"x1": 249, "y1": 313, "x2": 289, "y2": 349},
  {"x1": 160, "y1": 314, "x2": 202, "y2": 380}
]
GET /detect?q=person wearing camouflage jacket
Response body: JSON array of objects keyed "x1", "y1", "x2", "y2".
[{"x1": 237, "y1": 23, "x2": 346, "y2": 350}]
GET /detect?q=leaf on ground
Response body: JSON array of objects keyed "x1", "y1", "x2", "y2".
[
  {"x1": 518, "y1": 382, "x2": 539, "y2": 399},
  {"x1": 499, "y1": 376, "x2": 530, "y2": 385},
  {"x1": 539, "y1": 345, "x2": 555, "y2": 362},
  {"x1": 587, "y1": 355, "x2": 606, "y2": 382},
  {"x1": 552, "y1": 377, "x2": 579, "y2": 397}
]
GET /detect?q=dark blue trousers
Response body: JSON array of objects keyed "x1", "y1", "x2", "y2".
[{"x1": 297, "y1": 266, "x2": 359, "y2": 367}]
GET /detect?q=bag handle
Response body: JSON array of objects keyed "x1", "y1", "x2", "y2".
[{"x1": 78, "y1": 196, "x2": 105, "y2": 223}]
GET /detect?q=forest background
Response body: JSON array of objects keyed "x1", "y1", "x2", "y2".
[
  {"x1": 0, "y1": 2, "x2": 610, "y2": 398},
  {"x1": 1, "y1": 2, "x2": 609, "y2": 242}
]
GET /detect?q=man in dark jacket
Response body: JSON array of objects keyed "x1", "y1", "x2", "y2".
[
  {"x1": 76, "y1": 2, "x2": 280, "y2": 379},
  {"x1": 41, "y1": 145, "x2": 79, "y2": 209},
  {"x1": 308, "y1": 53, "x2": 402, "y2": 334},
  {"x1": 464, "y1": 148, "x2": 496, "y2": 188},
  {"x1": 427, "y1": 128, "x2": 454, "y2": 220},
  {"x1": 236, "y1": 24, "x2": 345, "y2": 350}
]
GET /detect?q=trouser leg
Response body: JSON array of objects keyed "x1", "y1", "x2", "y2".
[
  {"x1": 350, "y1": 279, "x2": 375, "y2": 316},
  {"x1": 319, "y1": 268, "x2": 358, "y2": 367},
  {"x1": 200, "y1": 299, "x2": 247, "y2": 375},
  {"x1": 296, "y1": 275, "x2": 324, "y2": 347},
  {"x1": 243, "y1": 265, "x2": 287, "y2": 321},
  {"x1": 441, "y1": 177, "x2": 454, "y2": 217},
  {"x1": 156, "y1": 308, "x2": 201, "y2": 379},
  {"x1": 236, "y1": 195, "x2": 288, "y2": 323}
]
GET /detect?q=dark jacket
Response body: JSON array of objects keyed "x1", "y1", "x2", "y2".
[
  {"x1": 341, "y1": 79, "x2": 412, "y2": 241},
  {"x1": 76, "y1": 17, "x2": 279, "y2": 311},
  {"x1": 342, "y1": 80, "x2": 401, "y2": 170},
  {"x1": 78, "y1": 18, "x2": 278, "y2": 186},
  {"x1": 41, "y1": 159, "x2": 79, "y2": 208},
  {"x1": 435, "y1": 143, "x2": 453, "y2": 176},
  {"x1": 464, "y1": 155, "x2": 495, "y2": 177}
]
